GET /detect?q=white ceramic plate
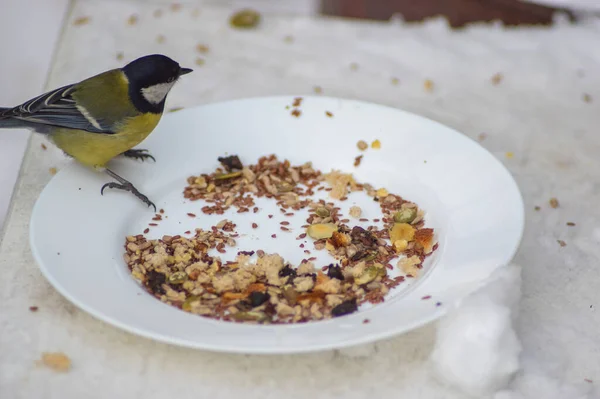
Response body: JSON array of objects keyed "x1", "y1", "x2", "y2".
[{"x1": 30, "y1": 96, "x2": 524, "y2": 354}]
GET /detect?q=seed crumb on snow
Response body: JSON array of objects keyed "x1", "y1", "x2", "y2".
[{"x1": 39, "y1": 352, "x2": 71, "y2": 372}]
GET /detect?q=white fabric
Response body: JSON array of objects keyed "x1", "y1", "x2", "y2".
[{"x1": 1, "y1": 1, "x2": 600, "y2": 398}]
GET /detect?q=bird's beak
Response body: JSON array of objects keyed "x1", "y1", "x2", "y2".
[{"x1": 179, "y1": 67, "x2": 193, "y2": 76}]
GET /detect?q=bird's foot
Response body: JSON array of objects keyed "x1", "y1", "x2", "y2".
[
  {"x1": 101, "y1": 181, "x2": 156, "y2": 211},
  {"x1": 121, "y1": 149, "x2": 156, "y2": 162}
]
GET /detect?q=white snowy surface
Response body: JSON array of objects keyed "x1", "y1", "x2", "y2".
[{"x1": 1, "y1": 1, "x2": 600, "y2": 398}]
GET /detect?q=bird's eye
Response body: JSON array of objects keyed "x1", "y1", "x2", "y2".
[{"x1": 167, "y1": 77, "x2": 175, "y2": 83}]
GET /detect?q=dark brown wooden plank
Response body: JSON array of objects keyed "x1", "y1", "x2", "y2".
[{"x1": 320, "y1": 0, "x2": 574, "y2": 28}]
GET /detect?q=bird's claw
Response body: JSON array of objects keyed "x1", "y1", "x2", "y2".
[
  {"x1": 121, "y1": 149, "x2": 156, "y2": 162},
  {"x1": 101, "y1": 181, "x2": 156, "y2": 211}
]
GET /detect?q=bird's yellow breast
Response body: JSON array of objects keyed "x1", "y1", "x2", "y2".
[{"x1": 51, "y1": 112, "x2": 161, "y2": 168}]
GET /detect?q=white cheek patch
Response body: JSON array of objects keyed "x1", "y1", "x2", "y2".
[{"x1": 141, "y1": 82, "x2": 175, "y2": 104}]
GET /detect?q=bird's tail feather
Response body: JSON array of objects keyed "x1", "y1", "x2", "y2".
[{"x1": 0, "y1": 109, "x2": 24, "y2": 129}]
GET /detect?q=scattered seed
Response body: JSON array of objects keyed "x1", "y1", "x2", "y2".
[
  {"x1": 357, "y1": 140, "x2": 368, "y2": 151},
  {"x1": 421, "y1": 295, "x2": 431, "y2": 300},
  {"x1": 371, "y1": 139, "x2": 381, "y2": 149},
  {"x1": 229, "y1": 9, "x2": 261, "y2": 29},
  {"x1": 583, "y1": 93, "x2": 592, "y2": 103},
  {"x1": 280, "y1": 226, "x2": 290, "y2": 232},
  {"x1": 268, "y1": 214, "x2": 273, "y2": 219},
  {"x1": 187, "y1": 213, "x2": 196, "y2": 217},
  {"x1": 29, "y1": 306, "x2": 38, "y2": 312},
  {"x1": 424, "y1": 79, "x2": 434, "y2": 92},
  {"x1": 127, "y1": 14, "x2": 138, "y2": 25},
  {"x1": 116, "y1": 52, "x2": 124, "y2": 61},
  {"x1": 491, "y1": 73, "x2": 503, "y2": 85},
  {"x1": 325, "y1": 111, "x2": 333, "y2": 117},
  {"x1": 549, "y1": 198, "x2": 559, "y2": 208},
  {"x1": 271, "y1": 234, "x2": 277, "y2": 238},
  {"x1": 354, "y1": 155, "x2": 363, "y2": 167},
  {"x1": 252, "y1": 223, "x2": 258, "y2": 229},
  {"x1": 391, "y1": 77, "x2": 399, "y2": 85},
  {"x1": 280, "y1": 221, "x2": 290, "y2": 226},
  {"x1": 557, "y1": 240, "x2": 567, "y2": 247},
  {"x1": 505, "y1": 152, "x2": 514, "y2": 159},
  {"x1": 534, "y1": 206, "x2": 541, "y2": 211},
  {"x1": 73, "y1": 16, "x2": 90, "y2": 26},
  {"x1": 143, "y1": 228, "x2": 150, "y2": 234},
  {"x1": 314, "y1": 86, "x2": 323, "y2": 94},
  {"x1": 41, "y1": 144, "x2": 47, "y2": 150},
  {"x1": 291, "y1": 109, "x2": 301, "y2": 117},
  {"x1": 478, "y1": 133, "x2": 487, "y2": 141},
  {"x1": 149, "y1": 223, "x2": 158, "y2": 226},
  {"x1": 196, "y1": 44, "x2": 209, "y2": 54},
  {"x1": 363, "y1": 318, "x2": 370, "y2": 324},
  {"x1": 567, "y1": 222, "x2": 576, "y2": 226},
  {"x1": 49, "y1": 167, "x2": 57, "y2": 175},
  {"x1": 159, "y1": 209, "x2": 165, "y2": 214}
]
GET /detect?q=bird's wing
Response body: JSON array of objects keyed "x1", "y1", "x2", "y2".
[{"x1": 0, "y1": 84, "x2": 115, "y2": 134}]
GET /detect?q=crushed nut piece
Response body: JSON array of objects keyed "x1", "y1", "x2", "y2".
[
  {"x1": 39, "y1": 352, "x2": 71, "y2": 372},
  {"x1": 424, "y1": 79, "x2": 434, "y2": 92}
]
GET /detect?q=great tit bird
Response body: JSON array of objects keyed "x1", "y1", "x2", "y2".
[{"x1": 0, "y1": 54, "x2": 192, "y2": 211}]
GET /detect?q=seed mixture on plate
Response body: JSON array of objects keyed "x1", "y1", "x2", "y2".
[{"x1": 124, "y1": 155, "x2": 437, "y2": 324}]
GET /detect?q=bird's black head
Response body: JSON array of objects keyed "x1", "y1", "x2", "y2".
[{"x1": 122, "y1": 54, "x2": 192, "y2": 113}]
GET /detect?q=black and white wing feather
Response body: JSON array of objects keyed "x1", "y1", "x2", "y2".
[{"x1": 0, "y1": 84, "x2": 114, "y2": 134}]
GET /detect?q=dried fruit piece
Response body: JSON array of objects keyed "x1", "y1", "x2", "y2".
[
  {"x1": 390, "y1": 223, "x2": 415, "y2": 243},
  {"x1": 307, "y1": 223, "x2": 338, "y2": 239},
  {"x1": 229, "y1": 9, "x2": 261, "y2": 29},
  {"x1": 218, "y1": 155, "x2": 243, "y2": 171},
  {"x1": 330, "y1": 231, "x2": 351, "y2": 248},
  {"x1": 327, "y1": 264, "x2": 344, "y2": 280},
  {"x1": 415, "y1": 228, "x2": 435, "y2": 253},
  {"x1": 331, "y1": 298, "x2": 358, "y2": 317},
  {"x1": 394, "y1": 208, "x2": 417, "y2": 223},
  {"x1": 248, "y1": 291, "x2": 270, "y2": 307}
]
